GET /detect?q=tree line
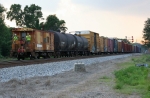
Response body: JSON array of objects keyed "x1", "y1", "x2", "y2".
[{"x1": 7, "y1": 4, "x2": 67, "y2": 32}]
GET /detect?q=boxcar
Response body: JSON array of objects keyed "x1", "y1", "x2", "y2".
[
  {"x1": 109, "y1": 38, "x2": 114, "y2": 53},
  {"x1": 104, "y1": 37, "x2": 108, "y2": 53},
  {"x1": 11, "y1": 28, "x2": 54, "y2": 60},
  {"x1": 113, "y1": 38, "x2": 118, "y2": 53},
  {"x1": 73, "y1": 31, "x2": 100, "y2": 54},
  {"x1": 99, "y1": 36, "x2": 104, "y2": 53}
]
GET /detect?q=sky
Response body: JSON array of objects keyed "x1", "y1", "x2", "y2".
[{"x1": 1, "y1": 0, "x2": 150, "y2": 43}]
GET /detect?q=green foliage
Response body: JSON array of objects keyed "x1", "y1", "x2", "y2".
[
  {"x1": 24, "y1": 4, "x2": 42, "y2": 29},
  {"x1": 131, "y1": 54, "x2": 150, "y2": 64},
  {"x1": 115, "y1": 66, "x2": 148, "y2": 87},
  {"x1": 43, "y1": 15, "x2": 67, "y2": 32},
  {"x1": 114, "y1": 54, "x2": 150, "y2": 97},
  {"x1": 0, "y1": 4, "x2": 12, "y2": 57},
  {"x1": 6, "y1": 4, "x2": 23, "y2": 26},
  {"x1": 7, "y1": 4, "x2": 43, "y2": 29},
  {"x1": 114, "y1": 82, "x2": 123, "y2": 89},
  {"x1": 0, "y1": 4, "x2": 6, "y2": 20},
  {"x1": 148, "y1": 85, "x2": 150, "y2": 91},
  {"x1": 143, "y1": 18, "x2": 150, "y2": 47},
  {"x1": 7, "y1": 4, "x2": 68, "y2": 31},
  {"x1": 0, "y1": 54, "x2": 3, "y2": 58}
]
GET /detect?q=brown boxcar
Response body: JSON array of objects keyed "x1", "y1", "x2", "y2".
[
  {"x1": 99, "y1": 36, "x2": 104, "y2": 52},
  {"x1": 11, "y1": 28, "x2": 54, "y2": 60},
  {"x1": 124, "y1": 43, "x2": 127, "y2": 52},
  {"x1": 129, "y1": 44, "x2": 132, "y2": 52},
  {"x1": 76, "y1": 31, "x2": 100, "y2": 54},
  {"x1": 118, "y1": 40, "x2": 122, "y2": 53},
  {"x1": 104, "y1": 37, "x2": 108, "y2": 52}
]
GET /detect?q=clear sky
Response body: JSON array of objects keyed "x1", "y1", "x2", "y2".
[{"x1": 1, "y1": 0, "x2": 149, "y2": 43}]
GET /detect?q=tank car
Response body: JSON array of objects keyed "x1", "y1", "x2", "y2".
[
  {"x1": 71, "y1": 31, "x2": 100, "y2": 55},
  {"x1": 50, "y1": 30, "x2": 88, "y2": 57}
]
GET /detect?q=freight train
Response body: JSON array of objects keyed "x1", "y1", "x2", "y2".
[{"x1": 10, "y1": 28, "x2": 141, "y2": 60}]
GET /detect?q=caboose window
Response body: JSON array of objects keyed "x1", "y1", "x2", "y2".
[
  {"x1": 43, "y1": 37, "x2": 49, "y2": 43},
  {"x1": 21, "y1": 32, "x2": 26, "y2": 38}
]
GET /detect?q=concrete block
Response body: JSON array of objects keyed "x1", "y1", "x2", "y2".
[{"x1": 74, "y1": 63, "x2": 86, "y2": 72}]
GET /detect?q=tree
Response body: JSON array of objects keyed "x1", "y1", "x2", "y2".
[
  {"x1": 0, "y1": 4, "x2": 12, "y2": 57},
  {"x1": 42, "y1": 15, "x2": 67, "y2": 32},
  {"x1": 7, "y1": 4, "x2": 43, "y2": 29},
  {"x1": 24, "y1": 4, "x2": 42, "y2": 29},
  {"x1": 143, "y1": 18, "x2": 150, "y2": 47},
  {"x1": 58, "y1": 20, "x2": 68, "y2": 32}
]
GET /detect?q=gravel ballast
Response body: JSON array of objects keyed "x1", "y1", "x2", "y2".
[{"x1": 0, "y1": 54, "x2": 132, "y2": 82}]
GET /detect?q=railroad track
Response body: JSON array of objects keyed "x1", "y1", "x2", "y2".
[{"x1": 0, "y1": 53, "x2": 125, "y2": 69}]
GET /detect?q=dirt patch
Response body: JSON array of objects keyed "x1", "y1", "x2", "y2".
[{"x1": 0, "y1": 56, "x2": 141, "y2": 98}]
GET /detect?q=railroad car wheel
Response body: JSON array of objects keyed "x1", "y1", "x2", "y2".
[
  {"x1": 47, "y1": 53, "x2": 51, "y2": 58},
  {"x1": 35, "y1": 53, "x2": 40, "y2": 59},
  {"x1": 17, "y1": 55, "x2": 20, "y2": 60},
  {"x1": 22, "y1": 57, "x2": 25, "y2": 60},
  {"x1": 30, "y1": 55, "x2": 33, "y2": 60}
]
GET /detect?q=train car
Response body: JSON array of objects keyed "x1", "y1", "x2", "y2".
[
  {"x1": 104, "y1": 37, "x2": 108, "y2": 53},
  {"x1": 51, "y1": 30, "x2": 89, "y2": 57},
  {"x1": 99, "y1": 36, "x2": 104, "y2": 53},
  {"x1": 72, "y1": 31, "x2": 100, "y2": 54},
  {"x1": 118, "y1": 39, "x2": 127, "y2": 53},
  {"x1": 136, "y1": 45, "x2": 141, "y2": 53},
  {"x1": 118, "y1": 40, "x2": 123, "y2": 53},
  {"x1": 113, "y1": 38, "x2": 118, "y2": 53},
  {"x1": 11, "y1": 28, "x2": 54, "y2": 60},
  {"x1": 128, "y1": 44, "x2": 132, "y2": 53},
  {"x1": 124, "y1": 43, "x2": 127, "y2": 53},
  {"x1": 107, "y1": 38, "x2": 110, "y2": 53},
  {"x1": 132, "y1": 45, "x2": 134, "y2": 52},
  {"x1": 109, "y1": 38, "x2": 114, "y2": 53},
  {"x1": 122, "y1": 41, "x2": 125, "y2": 53}
]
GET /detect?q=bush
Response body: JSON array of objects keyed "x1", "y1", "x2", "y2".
[
  {"x1": 0, "y1": 54, "x2": 3, "y2": 58},
  {"x1": 148, "y1": 85, "x2": 150, "y2": 91}
]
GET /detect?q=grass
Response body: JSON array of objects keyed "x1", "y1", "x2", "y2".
[
  {"x1": 99, "y1": 76, "x2": 111, "y2": 82},
  {"x1": 0, "y1": 57, "x2": 16, "y2": 61},
  {"x1": 114, "y1": 54, "x2": 150, "y2": 98}
]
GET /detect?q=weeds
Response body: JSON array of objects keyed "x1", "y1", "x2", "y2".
[{"x1": 114, "y1": 54, "x2": 150, "y2": 98}]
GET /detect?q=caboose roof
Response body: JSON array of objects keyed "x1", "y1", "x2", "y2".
[{"x1": 12, "y1": 28, "x2": 34, "y2": 31}]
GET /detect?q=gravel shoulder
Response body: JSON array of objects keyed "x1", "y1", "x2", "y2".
[{"x1": 0, "y1": 55, "x2": 141, "y2": 98}]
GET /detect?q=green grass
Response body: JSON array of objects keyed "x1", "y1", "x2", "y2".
[
  {"x1": 99, "y1": 76, "x2": 112, "y2": 82},
  {"x1": 114, "y1": 54, "x2": 150, "y2": 98},
  {"x1": 0, "y1": 57, "x2": 16, "y2": 61}
]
